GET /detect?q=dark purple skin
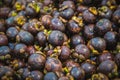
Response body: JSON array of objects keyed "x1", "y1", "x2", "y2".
[
  {"x1": 115, "y1": 53, "x2": 120, "y2": 67},
  {"x1": 95, "y1": 18, "x2": 112, "y2": 36},
  {"x1": 84, "y1": 24, "x2": 95, "y2": 40},
  {"x1": 89, "y1": 37, "x2": 106, "y2": 52},
  {"x1": 50, "y1": 18, "x2": 65, "y2": 32},
  {"x1": 45, "y1": 57, "x2": 62, "y2": 72},
  {"x1": 0, "y1": 7, "x2": 10, "y2": 18},
  {"x1": 67, "y1": 20, "x2": 81, "y2": 33},
  {"x1": 28, "y1": 71, "x2": 43, "y2": 80},
  {"x1": 75, "y1": 44, "x2": 90, "y2": 59},
  {"x1": 82, "y1": 0, "x2": 92, "y2": 5},
  {"x1": 27, "y1": 46, "x2": 36, "y2": 55},
  {"x1": 8, "y1": 43, "x2": 15, "y2": 52},
  {"x1": 22, "y1": 23, "x2": 29, "y2": 31},
  {"x1": 5, "y1": 17, "x2": 15, "y2": 27},
  {"x1": 60, "y1": 8, "x2": 74, "y2": 20},
  {"x1": 98, "y1": 60, "x2": 117, "y2": 75},
  {"x1": 28, "y1": 19, "x2": 41, "y2": 34},
  {"x1": 99, "y1": 52, "x2": 113, "y2": 63},
  {"x1": 25, "y1": 4, "x2": 37, "y2": 17},
  {"x1": 36, "y1": 31, "x2": 47, "y2": 46},
  {"x1": 70, "y1": 34, "x2": 85, "y2": 48},
  {"x1": 0, "y1": 46, "x2": 10, "y2": 56},
  {"x1": 6, "y1": 27, "x2": 19, "y2": 39},
  {"x1": 0, "y1": 66, "x2": 14, "y2": 78},
  {"x1": 101, "y1": 0, "x2": 116, "y2": 6},
  {"x1": 41, "y1": 15, "x2": 52, "y2": 29},
  {"x1": 59, "y1": 46, "x2": 71, "y2": 60},
  {"x1": 43, "y1": 0, "x2": 53, "y2": 6},
  {"x1": 113, "y1": 9, "x2": 120, "y2": 25},
  {"x1": 83, "y1": 10, "x2": 96, "y2": 23},
  {"x1": 98, "y1": 6, "x2": 112, "y2": 19},
  {"x1": 3, "y1": 0, "x2": 13, "y2": 6},
  {"x1": 104, "y1": 31, "x2": 117, "y2": 50},
  {"x1": 0, "y1": 34, "x2": 8, "y2": 46},
  {"x1": 17, "y1": 68, "x2": 30, "y2": 79},
  {"x1": 0, "y1": 20, "x2": 6, "y2": 32},
  {"x1": 17, "y1": 30, "x2": 34, "y2": 45},
  {"x1": 28, "y1": 53, "x2": 46, "y2": 70},
  {"x1": 65, "y1": 59, "x2": 80, "y2": 68},
  {"x1": 44, "y1": 72, "x2": 58, "y2": 80},
  {"x1": 60, "y1": 0, "x2": 75, "y2": 10},
  {"x1": 58, "y1": 76, "x2": 69, "y2": 80},
  {"x1": 77, "y1": 5, "x2": 88, "y2": 13},
  {"x1": 14, "y1": 43, "x2": 27, "y2": 55},
  {"x1": 70, "y1": 66, "x2": 85, "y2": 80},
  {"x1": 81, "y1": 61, "x2": 96, "y2": 75},
  {"x1": 48, "y1": 30, "x2": 64, "y2": 46}
]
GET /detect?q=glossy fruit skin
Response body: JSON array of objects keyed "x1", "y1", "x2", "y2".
[
  {"x1": 60, "y1": 1, "x2": 75, "y2": 10},
  {"x1": 50, "y1": 18, "x2": 65, "y2": 32},
  {"x1": 70, "y1": 66, "x2": 85, "y2": 80},
  {"x1": 48, "y1": 30, "x2": 64, "y2": 46},
  {"x1": 14, "y1": 43, "x2": 27, "y2": 55},
  {"x1": 70, "y1": 34, "x2": 85, "y2": 48},
  {"x1": 67, "y1": 20, "x2": 81, "y2": 33},
  {"x1": 0, "y1": 34, "x2": 8, "y2": 46},
  {"x1": 36, "y1": 31, "x2": 47, "y2": 46},
  {"x1": 27, "y1": 46, "x2": 36, "y2": 55},
  {"x1": 44, "y1": 72, "x2": 58, "y2": 80},
  {"x1": 58, "y1": 76, "x2": 69, "y2": 80},
  {"x1": 81, "y1": 61, "x2": 96, "y2": 76},
  {"x1": 21, "y1": 23, "x2": 29, "y2": 31},
  {"x1": 99, "y1": 52, "x2": 113, "y2": 63},
  {"x1": 60, "y1": 8, "x2": 74, "y2": 20},
  {"x1": 0, "y1": 46, "x2": 10, "y2": 59},
  {"x1": 0, "y1": 7, "x2": 10, "y2": 18},
  {"x1": 45, "y1": 57, "x2": 62, "y2": 72},
  {"x1": 84, "y1": 24, "x2": 94, "y2": 40},
  {"x1": 95, "y1": 18, "x2": 112, "y2": 36},
  {"x1": 59, "y1": 46, "x2": 71, "y2": 61},
  {"x1": 104, "y1": 31, "x2": 117, "y2": 50},
  {"x1": 98, "y1": 6, "x2": 112, "y2": 19},
  {"x1": 115, "y1": 53, "x2": 120, "y2": 67},
  {"x1": 98, "y1": 60, "x2": 117, "y2": 76},
  {"x1": 28, "y1": 19, "x2": 41, "y2": 34},
  {"x1": 6, "y1": 27, "x2": 19, "y2": 39},
  {"x1": 77, "y1": 5, "x2": 88, "y2": 13},
  {"x1": 25, "y1": 3, "x2": 40, "y2": 17},
  {"x1": 83, "y1": 10, "x2": 96, "y2": 23},
  {"x1": 5, "y1": 17, "x2": 15, "y2": 27},
  {"x1": 28, "y1": 71, "x2": 43, "y2": 80},
  {"x1": 75, "y1": 44, "x2": 90, "y2": 59},
  {"x1": 28, "y1": 53, "x2": 46, "y2": 70},
  {"x1": 88, "y1": 37, "x2": 106, "y2": 52},
  {"x1": 17, "y1": 30, "x2": 34, "y2": 45},
  {"x1": 113, "y1": 9, "x2": 120, "y2": 25},
  {"x1": 41, "y1": 15, "x2": 52, "y2": 29},
  {"x1": 64, "y1": 59, "x2": 80, "y2": 68}
]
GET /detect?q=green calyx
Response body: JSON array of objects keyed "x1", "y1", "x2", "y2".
[{"x1": 28, "y1": 2, "x2": 40, "y2": 13}]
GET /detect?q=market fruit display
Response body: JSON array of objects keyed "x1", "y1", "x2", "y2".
[{"x1": 0, "y1": 0, "x2": 120, "y2": 80}]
